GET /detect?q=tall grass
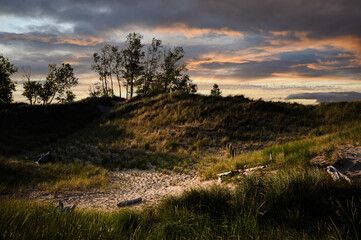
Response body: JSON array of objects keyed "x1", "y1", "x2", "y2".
[
  {"x1": 2, "y1": 169, "x2": 361, "y2": 239},
  {"x1": 201, "y1": 126, "x2": 361, "y2": 179},
  {"x1": 0, "y1": 157, "x2": 109, "y2": 193}
]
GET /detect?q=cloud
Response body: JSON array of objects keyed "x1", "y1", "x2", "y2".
[
  {"x1": 1, "y1": 0, "x2": 361, "y2": 101},
  {"x1": 1, "y1": 0, "x2": 360, "y2": 38},
  {"x1": 0, "y1": 32, "x2": 103, "y2": 46},
  {"x1": 189, "y1": 47, "x2": 361, "y2": 80},
  {"x1": 285, "y1": 92, "x2": 361, "y2": 103}
]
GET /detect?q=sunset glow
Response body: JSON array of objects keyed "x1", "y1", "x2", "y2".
[{"x1": 1, "y1": 0, "x2": 360, "y2": 103}]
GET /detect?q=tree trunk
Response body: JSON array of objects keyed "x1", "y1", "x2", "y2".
[
  {"x1": 100, "y1": 76, "x2": 105, "y2": 96},
  {"x1": 48, "y1": 93, "x2": 56, "y2": 104},
  {"x1": 116, "y1": 74, "x2": 121, "y2": 98},
  {"x1": 109, "y1": 73, "x2": 114, "y2": 97},
  {"x1": 104, "y1": 75, "x2": 108, "y2": 97},
  {"x1": 130, "y1": 72, "x2": 134, "y2": 98},
  {"x1": 126, "y1": 80, "x2": 129, "y2": 99}
]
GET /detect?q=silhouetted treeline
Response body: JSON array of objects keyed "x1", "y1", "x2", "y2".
[{"x1": 91, "y1": 33, "x2": 197, "y2": 99}]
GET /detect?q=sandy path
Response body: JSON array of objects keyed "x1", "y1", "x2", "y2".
[
  {"x1": 27, "y1": 170, "x2": 215, "y2": 211},
  {"x1": 25, "y1": 145, "x2": 361, "y2": 211}
]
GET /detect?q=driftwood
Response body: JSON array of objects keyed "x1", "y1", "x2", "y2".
[
  {"x1": 243, "y1": 166, "x2": 267, "y2": 173},
  {"x1": 217, "y1": 166, "x2": 267, "y2": 183},
  {"x1": 326, "y1": 166, "x2": 352, "y2": 184},
  {"x1": 217, "y1": 170, "x2": 240, "y2": 183},
  {"x1": 35, "y1": 152, "x2": 51, "y2": 164},
  {"x1": 117, "y1": 197, "x2": 142, "y2": 207}
]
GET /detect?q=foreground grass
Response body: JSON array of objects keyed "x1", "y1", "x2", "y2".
[
  {"x1": 0, "y1": 157, "x2": 109, "y2": 193},
  {"x1": 1, "y1": 169, "x2": 361, "y2": 239}
]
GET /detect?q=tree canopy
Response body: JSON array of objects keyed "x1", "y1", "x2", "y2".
[
  {"x1": 0, "y1": 54, "x2": 18, "y2": 104},
  {"x1": 22, "y1": 67, "x2": 41, "y2": 105},
  {"x1": 91, "y1": 32, "x2": 197, "y2": 99},
  {"x1": 2, "y1": 32, "x2": 197, "y2": 104},
  {"x1": 211, "y1": 84, "x2": 222, "y2": 96},
  {"x1": 42, "y1": 63, "x2": 78, "y2": 104}
]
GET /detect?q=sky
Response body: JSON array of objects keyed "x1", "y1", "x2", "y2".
[{"x1": 1, "y1": 0, "x2": 361, "y2": 104}]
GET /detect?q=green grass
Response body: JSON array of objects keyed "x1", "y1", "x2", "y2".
[
  {"x1": 201, "y1": 126, "x2": 361, "y2": 179},
  {"x1": 1, "y1": 169, "x2": 361, "y2": 239},
  {"x1": 0, "y1": 157, "x2": 109, "y2": 193}
]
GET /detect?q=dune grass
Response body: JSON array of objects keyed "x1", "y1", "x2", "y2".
[
  {"x1": 0, "y1": 157, "x2": 109, "y2": 193},
  {"x1": 201, "y1": 126, "x2": 361, "y2": 179},
  {"x1": 1, "y1": 169, "x2": 361, "y2": 239},
  {"x1": 43, "y1": 93, "x2": 361, "y2": 173}
]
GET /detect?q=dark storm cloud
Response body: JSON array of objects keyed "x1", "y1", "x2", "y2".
[
  {"x1": 1, "y1": 0, "x2": 360, "y2": 38},
  {"x1": 198, "y1": 0, "x2": 361, "y2": 38},
  {"x1": 286, "y1": 92, "x2": 361, "y2": 103}
]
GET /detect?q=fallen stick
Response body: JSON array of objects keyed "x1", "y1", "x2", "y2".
[{"x1": 117, "y1": 197, "x2": 142, "y2": 207}]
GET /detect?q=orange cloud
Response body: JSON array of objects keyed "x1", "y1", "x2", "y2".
[
  {"x1": 54, "y1": 36, "x2": 103, "y2": 46},
  {"x1": 188, "y1": 31, "x2": 361, "y2": 75},
  {"x1": 153, "y1": 23, "x2": 244, "y2": 38},
  {"x1": 266, "y1": 32, "x2": 361, "y2": 57},
  {"x1": 64, "y1": 54, "x2": 92, "y2": 66}
]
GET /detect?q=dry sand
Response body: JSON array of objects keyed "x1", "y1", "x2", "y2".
[
  {"x1": 21, "y1": 145, "x2": 361, "y2": 211},
  {"x1": 27, "y1": 170, "x2": 215, "y2": 211}
]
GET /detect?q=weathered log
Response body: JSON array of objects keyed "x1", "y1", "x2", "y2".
[
  {"x1": 217, "y1": 170, "x2": 240, "y2": 183},
  {"x1": 35, "y1": 152, "x2": 51, "y2": 164},
  {"x1": 243, "y1": 166, "x2": 266, "y2": 172},
  {"x1": 117, "y1": 197, "x2": 142, "y2": 207},
  {"x1": 217, "y1": 166, "x2": 267, "y2": 182},
  {"x1": 326, "y1": 166, "x2": 352, "y2": 184}
]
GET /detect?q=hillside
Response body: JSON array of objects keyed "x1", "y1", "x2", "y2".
[
  {"x1": 44, "y1": 92, "x2": 361, "y2": 171},
  {"x1": 0, "y1": 98, "x2": 122, "y2": 157},
  {"x1": 2, "y1": 93, "x2": 361, "y2": 239}
]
